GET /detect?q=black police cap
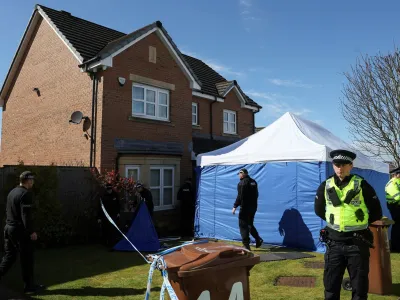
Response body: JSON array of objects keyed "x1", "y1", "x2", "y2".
[
  {"x1": 330, "y1": 149, "x2": 356, "y2": 164},
  {"x1": 135, "y1": 182, "x2": 143, "y2": 188},
  {"x1": 238, "y1": 168, "x2": 248, "y2": 175},
  {"x1": 20, "y1": 171, "x2": 34, "y2": 180},
  {"x1": 390, "y1": 166, "x2": 400, "y2": 174}
]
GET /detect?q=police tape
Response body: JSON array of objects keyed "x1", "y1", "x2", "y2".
[
  {"x1": 100, "y1": 199, "x2": 150, "y2": 262},
  {"x1": 100, "y1": 199, "x2": 207, "y2": 300}
]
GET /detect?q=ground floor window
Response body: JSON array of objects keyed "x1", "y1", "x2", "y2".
[
  {"x1": 150, "y1": 166, "x2": 174, "y2": 210},
  {"x1": 124, "y1": 165, "x2": 140, "y2": 212},
  {"x1": 120, "y1": 157, "x2": 180, "y2": 212},
  {"x1": 125, "y1": 165, "x2": 140, "y2": 181}
]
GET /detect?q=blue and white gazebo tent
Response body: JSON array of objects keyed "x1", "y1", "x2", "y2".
[{"x1": 195, "y1": 112, "x2": 389, "y2": 253}]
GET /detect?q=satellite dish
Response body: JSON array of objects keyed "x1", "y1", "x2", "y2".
[{"x1": 69, "y1": 111, "x2": 84, "y2": 124}]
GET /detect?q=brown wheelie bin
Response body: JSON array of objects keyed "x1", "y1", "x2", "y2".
[
  {"x1": 162, "y1": 241, "x2": 260, "y2": 300},
  {"x1": 368, "y1": 218, "x2": 395, "y2": 295}
]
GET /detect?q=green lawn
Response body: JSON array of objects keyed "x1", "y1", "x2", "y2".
[{"x1": 2, "y1": 242, "x2": 400, "y2": 300}]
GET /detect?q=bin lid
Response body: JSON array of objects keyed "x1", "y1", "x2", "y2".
[
  {"x1": 370, "y1": 218, "x2": 395, "y2": 227},
  {"x1": 162, "y1": 242, "x2": 260, "y2": 277}
]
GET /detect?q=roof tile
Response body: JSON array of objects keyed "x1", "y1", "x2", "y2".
[{"x1": 37, "y1": 5, "x2": 261, "y2": 108}]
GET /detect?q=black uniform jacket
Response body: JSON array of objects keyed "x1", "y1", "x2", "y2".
[
  {"x1": 178, "y1": 182, "x2": 194, "y2": 211},
  {"x1": 233, "y1": 176, "x2": 259, "y2": 215},
  {"x1": 99, "y1": 191, "x2": 121, "y2": 219},
  {"x1": 139, "y1": 188, "x2": 154, "y2": 213},
  {"x1": 6, "y1": 186, "x2": 34, "y2": 234}
]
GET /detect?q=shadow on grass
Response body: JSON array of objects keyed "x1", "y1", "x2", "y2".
[
  {"x1": 35, "y1": 286, "x2": 161, "y2": 297},
  {"x1": 268, "y1": 247, "x2": 315, "y2": 253},
  {"x1": 1, "y1": 243, "x2": 149, "y2": 291},
  {"x1": 390, "y1": 283, "x2": 400, "y2": 297}
]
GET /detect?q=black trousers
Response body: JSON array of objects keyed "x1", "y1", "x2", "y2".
[
  {"x1": 388, "y1": 204, "x2": 400, "y2": 252},
  {"x1": 180, "y1": 207, "x2": 195, "y2": 237},
  {"x1": 239, "y1": 212, "x2": 261, "y2": 248},
  {"x1": 324, "y1": 240, "x2": 370, "y2": 300},
  {"x1": 0, "y1": 225, "x2": 34, "y2": 288},
  {"x1": 101, "y1": 217, "x2": 119, "y2": 247}
]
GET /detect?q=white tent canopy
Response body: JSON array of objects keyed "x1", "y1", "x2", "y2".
[{"x1": 196, "y1": 112, "x2": 388, "y2": 174}]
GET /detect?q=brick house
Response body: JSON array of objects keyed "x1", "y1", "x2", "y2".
[{"x1": 0, "y1": 5, "x2": 261, "y2": 213}]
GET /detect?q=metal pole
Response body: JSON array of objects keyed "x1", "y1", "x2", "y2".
[{"x1": 90, "y1": 73, "x2": 96, "y2": 168}]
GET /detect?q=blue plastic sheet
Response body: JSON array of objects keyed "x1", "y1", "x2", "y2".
[
  {"x1": 195, "y1": 161, "x2": 389, "y2": 253},
  {"x1": 114, "y1": 202, "x2": 160, "y2": 252}
]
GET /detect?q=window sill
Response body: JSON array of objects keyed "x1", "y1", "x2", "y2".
[
  {"x1": 223, "y1": 132, "x2": 239, "y2": 137},
  {"x1": 128, "y1": 116, "x2": 175, "y2": 127},
  {"x1": 192, "y1": 125, "x2": 202, "y2": 130},
  {"x1": 154, "y1": 205, "x2": 176, "y2": 212}
]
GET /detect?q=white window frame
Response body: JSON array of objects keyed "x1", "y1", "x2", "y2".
[
  {"x1": 192, "y1": 102, "x2": 198, "y2": 125},
  {"x1": 125, "y1": 165, "x2": 140, "y2": 181},
  {"x1": 123, "y1": 165, "x2": 141, "y2": 212},
  {"x1": 132, "y1": 83, "x2": 169, "y2": 121},
  {"x1": 223, "y1": 109, "x2": 237, "y2": 134},
  {"x1": 149, "y1": 166, "x2": 175, "y2": 211}
]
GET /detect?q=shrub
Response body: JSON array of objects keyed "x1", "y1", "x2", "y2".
[{"x1": 2, "y1": 162, "x2": 97, "y2": 248}]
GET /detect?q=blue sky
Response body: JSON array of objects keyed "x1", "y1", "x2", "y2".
[{"x1": 1, "y1": 0, "x2": 400, "y2": 144}]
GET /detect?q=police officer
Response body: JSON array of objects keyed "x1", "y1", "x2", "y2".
[
  {"x1": 98, "y1": 183, "x2": 120, "y2": 247},
  {"x1": 136, "y1": 182, "x2": 154, "y2": 217},
  {"x1": 178, "y1": 177, "x2": 195, "y2": 237},
  {"x1": 314, "y1": 149, "x2": 383, "y2": 300},
  {"x1": 232, "y1": 168, "x2": 263, "y2": 250},
  {"x1": 0, "y1": 171, "x2": 45, "y2": 294},
  {"x1": 385, "y1": 166, "x2": 400, "y2": 252}
]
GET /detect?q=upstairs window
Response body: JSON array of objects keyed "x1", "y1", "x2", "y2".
[
  {"x1": 192, "y1": 103, "x2": 198, "y2": 125},
  {"x1": 132, "y1": 83, "x2": 169, "y2": 121},
  {"x1": 223, "y1": 110, "x2": 237, "y2": 134}
]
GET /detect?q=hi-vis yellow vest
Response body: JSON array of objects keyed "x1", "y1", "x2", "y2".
[
  {"x1": 385, "y1": 178, "x2": 400, "y2": 204},
  {"x1": 324, "y1": 175, "x2": 368, "y2": 232}
]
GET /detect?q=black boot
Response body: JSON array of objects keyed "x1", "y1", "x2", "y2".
[{"x1": 24, "y1": 284, "x2": 46, "y2": 294}]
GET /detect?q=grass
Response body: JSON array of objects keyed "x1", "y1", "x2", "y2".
[{"x1": 2, "y1": 242, "x2": 400, "y2": 300}]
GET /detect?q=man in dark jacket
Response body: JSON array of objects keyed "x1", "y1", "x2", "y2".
[
  {"x1": 98, "y1": 184, "x2": 120, "y2": 247},
  {"x1": 0, "y1": 171, "x2": 45, "y2": 294},
  {"x1": 178, "y1": 177, "x2": 195, "y2": 237},
  {"x1": 136, "y1": 182, "x2": 154, "y2": 217},
  {"x1": 232, "y1": 168, "x2": 263, "y2": 250}
]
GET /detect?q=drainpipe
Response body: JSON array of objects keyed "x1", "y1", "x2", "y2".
[
  {"x1": 253, "y1": 108, "x2": 259, "y2": 134},
  {"x1": 115, "y1": 153, "x2": 121, "y2": 173},
  {"x1": 210, "y1": 96, "x2": 218, "y2": 140},
  {"x1": 89, "y1": 74, "x2": 96, "y2": 168},
  {"x1": 89, "y1": 71, "x2": 99, "y2": 168},
  {"x1": 93, "y1": 74, "x2": 99, "y2": 167}
]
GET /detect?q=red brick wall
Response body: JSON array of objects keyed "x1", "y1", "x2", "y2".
[
  {"x1": 100, "y1": 32, "x2": 193, "y2": 182},
  {"x1": 192, "y1": 93, "x2": 254, "y2": 138},
  {"x1": 0, "y1": 18, "x2": 97, "y2": 167},
  {"x1": 191, "y1": 96, "x2": 211, "y2": 135},
  {"x1": 213, "y1": 90, "x2": 254, "y2": 138}
]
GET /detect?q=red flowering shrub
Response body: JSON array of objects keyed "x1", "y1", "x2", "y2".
[{"x1": 90, "y1": 168, "x2": 137, "y2": 196}]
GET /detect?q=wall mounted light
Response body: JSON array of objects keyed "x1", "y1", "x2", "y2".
[
  {"x1": 118, "y1": 77, "x2": 126, "y2": 87},
  {"x1": 33, "y1": 88, "x2": 40, "y2": 97}
]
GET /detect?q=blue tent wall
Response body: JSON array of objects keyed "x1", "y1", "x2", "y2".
[
  {"x1": 195, "y1": 162, "x2": 325, "y2": 252},
  {"x1": 195, "y1": 161, "x2": 389, "y2": 253},
  {"x1": 194, "y1": 166, "x2": 202, "y2": 235}
]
